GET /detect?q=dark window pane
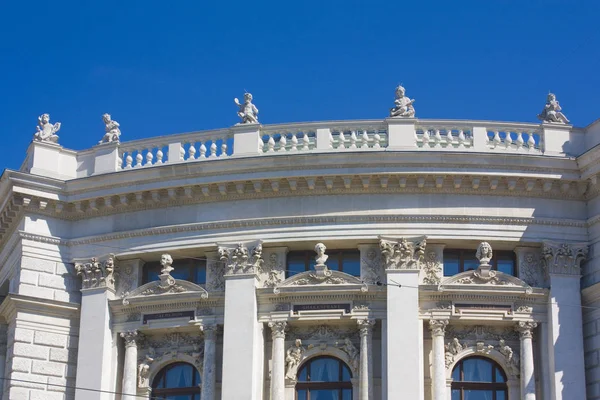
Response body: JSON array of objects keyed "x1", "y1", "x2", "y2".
[
  {"x1": 309, "y1": 358, "x2": 340, "y2": 382},
  {"x1": 444, "y1": 252, "x2": 460, "y2": 276},
  {"x1": 342, "y1": 252, "x2": 361, "y2": 276},
  {"x1": 327, "y1": 256, "x2": 340, "y2": 271},
  {"x1": 298, "y1": 365, "x2": 308, "y2": 382},
  {"x1": 194, "y1": 266, "x2": 206, "y2": 284},
  {"x1": 462, "y1": 358, "x2": 493, "y2": 382},
  {"x1": 309, "y1": 390, "x2": 337, "y2": 399},
  {"x1": 496, "y1": 391, "x2": 506, "y2": 400},
  {"x1": 463, "y1": 390, "x2": 493, "y2": 400},
  {"x1": 297, "y1": 389, "x2": 307, "y2": 400},
  {"x1": 451, "y1": 389, "x2": 461, "y2": 400},
  {"x1": 463, "y1": 256, "x2": 479, "y2": 272},
  {"x1": 495, "y1": 367, "x2": 506, "y2": 383},
  {"x1": 287, "y1": 253, "x2": 307, "y2": 277},
  {"x1": 452, "y1": 365, "x2": 460, "y2": 381},
  {"x1": 342, "y1": 364, "x2": 352, "y2": 381},
  {"x1": 342, "y1": 389, "x2": 352, "y2": 400},
  {"x1": 171, "y1": 266, "x2": 191, "y2": 281},
  {"x1": 496, "y1": 255, "x2": 515, "y2": 276},
  {"x1": 143, "y1": 260, "x2": 206, "y2": 284}
]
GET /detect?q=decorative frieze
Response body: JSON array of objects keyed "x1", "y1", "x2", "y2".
[
  {"x1": 445, "y1": 338, "x2": 464, "y2": 368},
  {"x1": 263, "y1": 252, "x2": 284, "y2": 288},
  {"x1": 75, "y1": 254, "x2": 117, "y2": 290},
  {"x1": 422, "y1": 245, "x2": 444, "y2": 285},
  {"x1": 379, "y1": 236, "x2": 427, "y2": 270},
  {"x1": 337, "y1": 337, "x2": 359, "y2": 373},
  {"x1": 218, "y1": 241, "x2": 264, "y2": 275},
  {"x1": 137, "y1": 347, "x2": 155, "y2": 387},
  {"x1": 541, "y1": 241, "x2": 588, "y2": 276},
  {"x1": 206, "y1": 252, "x2": 225, "y2": 291}
]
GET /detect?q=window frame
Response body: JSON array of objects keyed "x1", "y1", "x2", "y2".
[
  {"x1": 451, "y1": 356, "x2": 508, "y2": 400},
  {"x1": 141, "y1": 258, "x2": 207, "y2": 285},
  {"x1": 443, "y1": 249, "x2": 516, "y2": 276},
  {"x1": 295, "y1": 356, "x2": 353, "y2": 399},
  {"x1": 286, "y1": 249, "x2": 361, "y2": 278},
  {"x1": 151, "y1": 362, "x2": 201, "y2": 399}
]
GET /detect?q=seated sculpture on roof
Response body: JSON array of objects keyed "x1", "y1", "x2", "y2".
[
  {"x1": 234, "y1": 92, "x2": 259, "y2": 124},
  {"x1": 537, "y1": 93, "x2": 569, "y2": 124},
  {"x1": 390, "y1": 85, "x2": 416, "y2": 118},
  {"x1": 33, "y1": 113, "x2": 61, "y2": 143}
]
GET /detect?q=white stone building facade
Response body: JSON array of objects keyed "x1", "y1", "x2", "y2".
[{"x1": 2, "y1": 111, "x2": 600, "y2": 399}]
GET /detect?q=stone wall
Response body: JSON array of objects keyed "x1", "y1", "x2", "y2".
[{"x1": 584, "y1": 297, "x2": 600, "y2": 399}]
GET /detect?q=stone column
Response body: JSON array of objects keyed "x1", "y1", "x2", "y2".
[
  {"x1": 516, "y1": 322, "x2": 537, "y2": 400},
  {"x1": 201, "y1": 324, "x2": 218, "y2": 400},
  {"x1": 543, "y1": 241, "x2": 588, "y2": 400},
  {"x1": 428, "y1": 320, "x2": 448, "y2": 400},
  {"x1": 382, "y1": 236, "x2": 426, "y2": 400},
  {"x1": 358, "y1": 319, "x2": 375, "y2": 400},
  {"x1": 121, "y1": 331, "x2": 139, "y2": 400},
  {"x1": 269, "y1": 321, "x2": 287, "y2": 400}
]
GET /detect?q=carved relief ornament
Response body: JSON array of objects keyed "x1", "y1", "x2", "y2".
[
  {"x1": 541, "y1": 241, "x2": 588, "y2": 276},
  {"x1": 75, "y1": 254, "x2": 118, "y2": 290},
  {"x1": 218, "y1": 241, "x2": 263, "y2": 275},
  {"x1": 379, "y1": 236, "x2": 427, "y2": 270}
]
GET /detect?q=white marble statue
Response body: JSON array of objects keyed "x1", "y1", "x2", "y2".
[
  {"x1": 160, "y1": 254, "x2": 174, "y2": 275},
  {"x1": 340, "y1": 338, "x2": 359, "y2": 372},
  {"x1": 33, "y1": 113, "x2": 61, "y2": 143},
  {"x1": 537, "y1": 93, "x2": 569, "y2": 124},
  {"x1": 234, "y1": 92, "x2": 259, "y2": 124},
  {"x1": 100, "y1": 113, "x2": 121, "y2": 144},
  {"x1": 476, "y1": 242, "x2": 493, "y2": 266},
  {"x1": 285, "y1": 339, "x2": 305, "y2": 380},
  {"x1": 389, "y1": 85, "x2": 416, "y2": 118},
  {"x1": 314, "y1": 243, "x2": 328, "y2": 266},
  {"x1": 137, "y1": 348, "x2": 155, "y2": 387}
]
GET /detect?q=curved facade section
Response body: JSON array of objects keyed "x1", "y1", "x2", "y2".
[{"x1": 1, "y1": 116, "x2": 600, "y2": 399}]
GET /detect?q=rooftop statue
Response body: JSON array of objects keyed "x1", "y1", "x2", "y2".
[
  {"x1": 234, "y1": 92, "x2": 259, "y2": 124},
  {"x1": 537, "y1": 93, "x2": 570, "y2": 124},
  {"x1": 33, "y1": 113, "x2": 61, "y2": 143},
  {"x1": 390, "y1": 85, "x2": 416, "y2": 118},
  {"x1": 100, "y1": 113, "x2": 121, "y2": 144}
]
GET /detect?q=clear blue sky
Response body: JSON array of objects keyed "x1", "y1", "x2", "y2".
[{"x1": 1, "y1": 0, "x2": 598, "y2": 171}]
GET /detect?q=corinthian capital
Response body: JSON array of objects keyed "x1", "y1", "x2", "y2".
[
  {"x1": 542, "y1": 241, "x2": 588, "y2": 276},
  {"x1": 75, "y1": 254, "x2": 118, "y2": 290},
  {"x1": 268, "y1": 321, "x2": 287, "y2": 339},
  {"x1": 357, "y1": 319, "x2": 375, "y2": 337},
  {"x1": 515, "y1": 321, "x2": 538, "y2": 339},
  {"x1": 218, "y1": 240, "x2": 263, "y2": 275},
  {"x1": 120, "y1": 331, "x2": 139, "y2": 348},
  {"x1": 429, "y1": 320, "x2": 449, "y2": 337},
  {"x1": 379, "y1": 236, "x2": 427, "y2": 270}
]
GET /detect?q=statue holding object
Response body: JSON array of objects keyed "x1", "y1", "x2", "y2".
[
  {"x1": 33, "y1": 113, "x2": 61, "y2": 143},
  {"x1": 537, "y1": 93, "x2": 569, "y2": 124},
  {"x1": 234, "y1": 92, "x2": 259, "y2": 124},
  {"x1": 100, "y1": 113, "x2": 121, "y2": 144},
  {"x1": 390, "y1": 85, "x2": 416, "y2": 118}
]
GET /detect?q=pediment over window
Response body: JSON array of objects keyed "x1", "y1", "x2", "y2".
[
  {"x1": 123, "y1": 277, "x2": 208, "y2": 305},
  {"x1": 274, "y1": 270, "x2": 367, "y2": 294},
  {"x1": 441, "y1": 270, "x2": 532, "y2": 293}
]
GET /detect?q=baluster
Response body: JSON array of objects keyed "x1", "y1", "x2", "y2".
[
  {"x1": 373, "y1": 133, "x2": 381, "y2": 149},
  {"x1": 302, "y1": 133, "x2": 310, "y2": 151},
  {"x1": 156, "y1": 148, "x2": 164, "y2": 164},
  {"x1": 267, "y1": 134, "x2": 275, "y2": 152},
  {"x1": 434, "y1": 129, "x2": 442, "y2": 147},
  {"x1": 180, "y1": 146, "x2": 186, "y2": 161},
  {"x1": 290, "y1": 133, "x2": 298, "y2": 151},
  {"x1": 493, "y1": 131, "x2": 501, "y2": 146},
  {"x1": 221, "y1": 142, "x2": 227, "y2": 157},
  {"x1": 135, "y1": 151, "x2": 143, "y2": 168},
  {"x1": 328, "y1": 131, "x2": 334, "y2": 149},
  {"x1": 361, "y1": 130, "x2": 370, "y2": 149},
  {"x1": 189, "y1": 143, "x2": 197, "y2": 160},
  {"x1": 422, "y1": 129, "x2": 430, "y2": 147},
  {"x1": 199, "y1": 142, "x2": 207, "y2": 158},
  {"x1": 125, "y1": 153, "x2": 133, "y2": 169},
  {"x1": 350, "y1": 131, "x2": 357, "y2": 149},
  {"x1": 210, "y1": 142, "x2": 217, "y2": 158},
  {"x1": 445, "y1": 130, "x2": 453, "y2": 147},
  {"x1": 458, "y1": 130, "x2": 465, "y2": 147},
  {"x1": 146, "y1": 149, "x2": 154, "y2": 166},
  {"x1": 516, "y1": 132, "x2": 524, "y2": 149},
  {"x1": 505, "y1": 132, "x2": 513, "y2": 147},
  {"x1": 279, "y1": 133, "x2": 287, "y2": 152},
  {"x1": 338, "y1": 131, "x2": 346, "y2": 150},
  {"x1": 527, "y1": 132, "x2": 536, "y2": 149}
]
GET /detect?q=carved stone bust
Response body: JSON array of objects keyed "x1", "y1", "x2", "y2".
[{"x1": 476, "y1": 242, "x2": 493, "y2": 266}]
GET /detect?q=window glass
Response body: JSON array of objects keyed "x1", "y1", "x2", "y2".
[
  {"x1": 142, "y1": 258, "x2": 206, "y2": 285},
  {"x1": 151, "y1": 362, "x2": 200, "y2": 399},
  {"x1": 443, "y1": 249, "x2": 516, "y2": 277},
  {"x1": 450, "y1": 357, "x2": 508, "y2": 400},
  {"x1": 342, "y1": 252, "x2": 361, "y2": 276},
  {"x1": 296, "y1": 356, "x2": 353, "y2": 399}
]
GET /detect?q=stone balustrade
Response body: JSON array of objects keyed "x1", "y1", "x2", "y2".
[{"x1": 21, "y1": 118, "x2": 583, "y2": 179}]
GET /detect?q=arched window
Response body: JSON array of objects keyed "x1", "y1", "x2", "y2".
[
  {"x1": 451, "y1": 356, "x2": 508, "y2": 400},
  {"x1": 152, "y1": 362, "x2": 201, "y2": 399},
  {"x1": 296, "y1": 356, "x2": 352, "y2": 400}
]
